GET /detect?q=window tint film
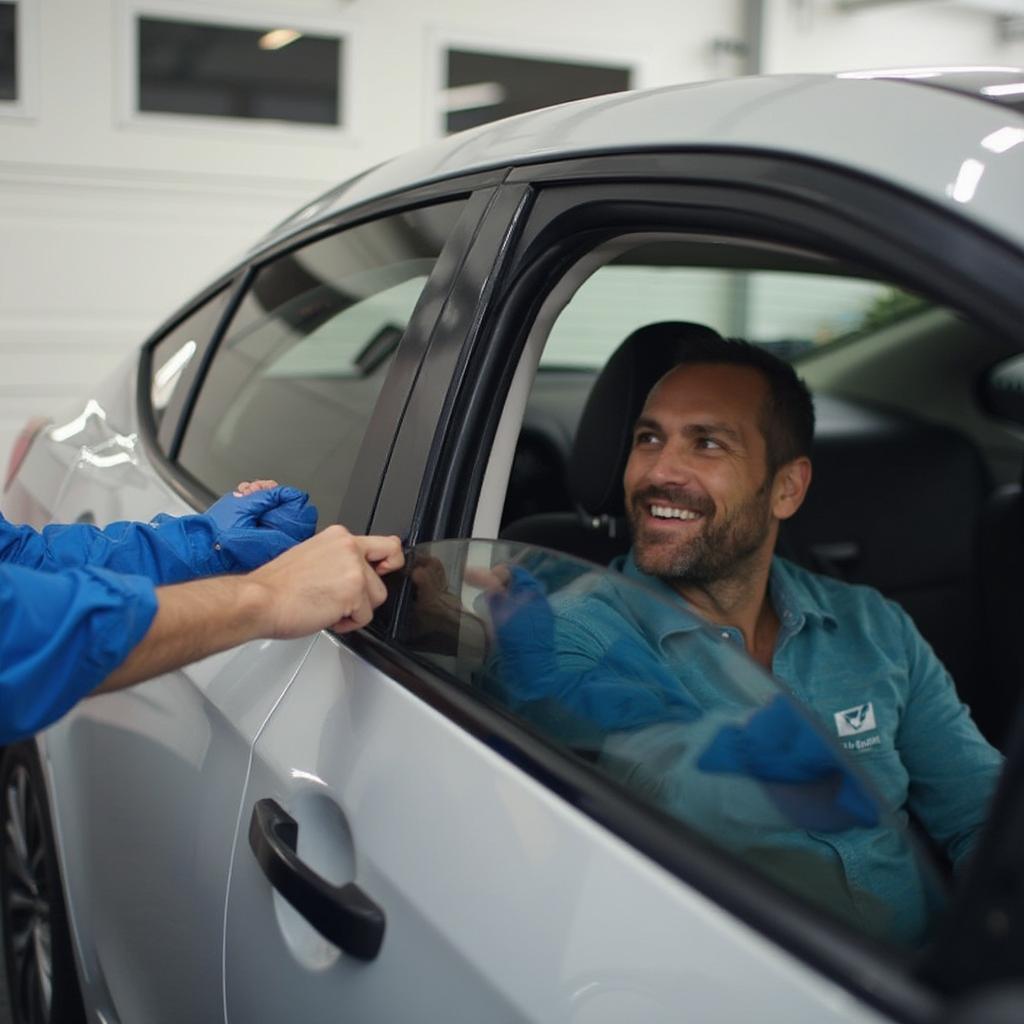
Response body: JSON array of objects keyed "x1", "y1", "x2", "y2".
[
  {"x1": 178, "y1": 201, "x2": 465, "y2": 520},
  {"x1": 149, "y1": 285, "x2": 232, "y2": 445},
  {"x1": 0, "y1": 2, "x2": 15, "y2": 101},
  {"x1": 138, "y1": 16, "x2": 342, "y2": 126},
  {"x1": 396, "y1": 539, "x2": 946, "y2": 949},
  {"x1": 444, "y1": 49, "x2": 630, "y2": 134}
]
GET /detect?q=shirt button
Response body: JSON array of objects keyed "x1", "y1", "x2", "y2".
[
  {"x1": 720, "y1": 631, "x2": 730, "y2": 640},
  {"x1": 214, "y1": 542, "x2": 222, "y2": 551}
]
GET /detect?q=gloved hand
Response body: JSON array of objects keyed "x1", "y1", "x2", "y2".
[{"x1": 203, "y1": 486, "x2": 318, "y2": 571}]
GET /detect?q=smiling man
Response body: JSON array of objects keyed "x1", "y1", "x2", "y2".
[{"x1": 483, "y1": 330, "x2": 1005, "y2": 944}]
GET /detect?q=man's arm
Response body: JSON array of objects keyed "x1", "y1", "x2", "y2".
[{"x1": 894, "y1": 606, "x2": 1004, "y2": 868}]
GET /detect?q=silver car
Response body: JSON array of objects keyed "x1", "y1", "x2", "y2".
[{"x1": 4, "y1": 67, "x2": 1024, "y2": 1023}]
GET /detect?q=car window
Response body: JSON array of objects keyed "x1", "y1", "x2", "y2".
[
  {"x1": 148, "y1": 284, "x2": 233, "y2": 444},
  {"x1": 541, "y1": 246, "x2": 927, "y2": 367},
  {"x1": 177, "y1": 200, "x2": 464, "y2": 519},
  {"x1": 394, "y1": 539, "x2": 945, "y2": 949}
]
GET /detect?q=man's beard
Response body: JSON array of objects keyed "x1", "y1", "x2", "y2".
[{"x1": 627, "y1": 482, "x2": 773, "y2": 586}]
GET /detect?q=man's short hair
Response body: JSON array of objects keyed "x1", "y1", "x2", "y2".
[{"x1": 666, "y1": 333, "x2": 815, "y2": 475}]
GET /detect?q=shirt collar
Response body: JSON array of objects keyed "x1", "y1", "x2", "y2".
[
  {"x1": 614, "y1": 549, "x2": 838, "y2": 641},
  {"x1": 769, "y1": 557, "x2": 838, "y2": 632}
]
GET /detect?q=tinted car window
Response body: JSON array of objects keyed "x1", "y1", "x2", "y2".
[
  {"x1": 178, "y1": 201, "x2": 464, "y2": 519},
  {"x1": 149, "y1": 284, "x2": 232, "y2": 442},
  {"x1": 396, "y1": 539, "x2": 945, "y2": 949}
]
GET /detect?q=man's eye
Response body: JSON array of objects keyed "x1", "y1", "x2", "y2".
[
  {"x1": 696, "y1": 436, "x2": 723, "y2": 450},
  {"x1": 634, "y1": 431, "x2": 659, "y2": 447}
]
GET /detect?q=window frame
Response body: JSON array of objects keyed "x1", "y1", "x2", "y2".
[
  {"x1": 362, "y1": 150, "x2": 1024, "y2": 1019},
  {"x1": 135, "y1": 173, "x2": 507, "y2": 526},
  {"x1": 0, "y1": 0, "x2": 37, "y2": 120},
  {"x1": 116, "y1": 0, "x2": 354, "y2": 140}
]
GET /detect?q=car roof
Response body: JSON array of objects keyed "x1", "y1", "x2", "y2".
[{"x1": 265, "y1": 68, "x2": 1024, "y2": 253}]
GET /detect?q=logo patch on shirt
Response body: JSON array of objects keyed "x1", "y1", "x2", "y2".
[{"x1": 834, "y1": 702, "x2": 877, "y2": 737}]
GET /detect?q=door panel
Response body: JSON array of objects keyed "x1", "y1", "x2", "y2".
[
  {"x1": 223, "y1": 633, "x2": 882, "y2": 1023},
  {"x1": 42, "y1": 635, "x2": 316, "y2": 1022}
]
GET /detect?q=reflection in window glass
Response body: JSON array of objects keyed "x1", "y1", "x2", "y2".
[
  {"x1": 178, "y1": 201, "x2": 464, "y2": 520},
  {"x1": 397, "y1": 539, "x2": 946, "y2": 948},
  {"x1": 444, "y1": 48, "x2": 630, "y2": 134},
  {"x1": 138, "y1": 16, "x2": 342, "y2": 125},
  {"x1": 148, "y1": 285, "x2": 232, "y2": 444},
  {"x1": 0, "y1": 2, "x2": 15, "y2": 102}
]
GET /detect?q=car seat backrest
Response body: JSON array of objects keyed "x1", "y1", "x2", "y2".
[{"x1": 779, "y1": 395, "x2": 991, "y2": 729}]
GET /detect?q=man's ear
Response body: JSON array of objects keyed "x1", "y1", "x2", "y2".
[{"x1": 772, "y1": 456, "x2": 812, "y2": 521}]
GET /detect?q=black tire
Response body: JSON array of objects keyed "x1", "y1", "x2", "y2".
[{"x1": 0, "y1": 744, "x2": 85, "y2": 1024}]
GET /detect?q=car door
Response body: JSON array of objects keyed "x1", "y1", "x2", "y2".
[
  {"x1": 39, "y1": 192, "x2": 484, "y2": 1023},
  {"x1": 225, "y1": 538, "x2": 922, "y2": 1023},
  {"x1": 225, "y1": 155, "x2": 1024, "y2": 1021}
]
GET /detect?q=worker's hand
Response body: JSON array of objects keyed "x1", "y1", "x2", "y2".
[
  {"x1": 204, "y1": 485, "x2": 318, "y2": 571},
  {"x1": 247, "y1": 527, "x2": 404, "y2": 638}
]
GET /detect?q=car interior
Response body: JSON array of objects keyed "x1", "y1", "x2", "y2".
[{"x1": 475, "y1": 233, "x2": 1024, "y2": 753}]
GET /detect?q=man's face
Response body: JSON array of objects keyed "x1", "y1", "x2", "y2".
[{"x1": 624, "y1": 363, "x2": 777, "y2": 586}]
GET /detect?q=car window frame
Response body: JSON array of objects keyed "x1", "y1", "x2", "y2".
[
  {"x1": 359, "y1": 150, "x2": 1024, "y2": 1019},
  {"x1": 135, "y1": 170, "x2": 508, "y2": 524}
]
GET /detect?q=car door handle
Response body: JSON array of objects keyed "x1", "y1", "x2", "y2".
[{"x1": 248, "y1": 798, "x2": 385, "y2": 961}]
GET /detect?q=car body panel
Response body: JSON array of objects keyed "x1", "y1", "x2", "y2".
[
  {"x1": 269, "y1": 75, "x2": 1024, "y2": 255},
  {"x1": 224, "y1": 633, "x2": 887, "y2": 1024}
]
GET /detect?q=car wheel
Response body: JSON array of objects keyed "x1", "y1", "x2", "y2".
[{"x1": 0, "y1": 743, "x2": 85, "y2": 1024}]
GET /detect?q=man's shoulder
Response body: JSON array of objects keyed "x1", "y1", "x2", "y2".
[{"x1": 773, "y1": 556, "x2": 906, "y2": 625}]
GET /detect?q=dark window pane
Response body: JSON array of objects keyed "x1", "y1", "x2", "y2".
[
  {"x1": 178, "y1": 201, "x2": 464, "y2": 520},
  {"x1": 138, "y1": 16, "x2": 341, "y2": 125},
  {"x1": 396, "y1": 539, "x2": 947, "y2": 949},
  {"x1": 445, "y1": 49, "x2": 630, "y2": 133},
  {"x1": 0, "y1": 2, "x2": 16, "y2": 102}
]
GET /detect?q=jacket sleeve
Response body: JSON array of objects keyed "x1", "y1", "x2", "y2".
[
  {"x1": 0, "y1": 562, "x2": 158, "y2": 745},
  {"x1": 895, "y1": 605, "x2": 1005, "y2": 870},
  {"x1": 0, "y1": 487, "x2": 317, "y2": 585},
  {"x1": 0, "y1": 512, "x2": 223, "y2": 584}
]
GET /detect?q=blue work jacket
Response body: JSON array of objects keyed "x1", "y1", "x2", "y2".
[{"x1": 0, "y1": 487, "x2": 316, "y2": 744}]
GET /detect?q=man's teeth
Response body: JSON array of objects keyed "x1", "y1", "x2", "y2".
[{"x1": 650, "y1": 504, "x2": 701, "y2": 521}]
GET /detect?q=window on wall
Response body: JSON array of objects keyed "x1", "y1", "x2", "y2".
[
  {"x1": 0, "y1": 2, "x2": 15, "y2": 102},
  {"x1": 443, "y1": 48, "x2": 631, "y2": 134},
  {"x1": 137, "y1": 15, "x2": 343, "y2": 126}
]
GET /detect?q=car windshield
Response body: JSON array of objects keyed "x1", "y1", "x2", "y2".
[{"x1": 394, "y1": 539, "x2": 947, "y2": 950}]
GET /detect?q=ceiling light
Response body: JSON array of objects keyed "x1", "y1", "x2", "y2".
[
  {"x1": 440, "y1": 82, "x2": 507, "y2": 113},
  {"x1": 259, "y1": 28, "x2": 302, "y2": 51}
]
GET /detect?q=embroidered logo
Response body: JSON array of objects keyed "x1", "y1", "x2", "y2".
[{"x1": 834, "y1": 702, "x2": 877, "y2": 737}]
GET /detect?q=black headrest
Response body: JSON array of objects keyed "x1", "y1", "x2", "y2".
[{"x1": 568, "y1": 321, "x2": 727, "y2": 516}]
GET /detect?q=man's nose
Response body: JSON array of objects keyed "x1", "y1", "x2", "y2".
[{"x1": 646, "y1": 443, "x2": 695, "y2": 486}]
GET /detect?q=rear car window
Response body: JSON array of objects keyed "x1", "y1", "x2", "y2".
[{"x1": 177, "y1": 200, "x2": 465, "y2": 520}]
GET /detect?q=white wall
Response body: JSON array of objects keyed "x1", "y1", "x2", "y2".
[
  {"x1": 3, "y1": 0, "x2": 1024, "y2": 476},
  {"x1": 0, "y1": 0, "x2": 744, "y2": 472},
  {"x1": 762, "y1": 0, "x2": 1024, "y2": 73}
]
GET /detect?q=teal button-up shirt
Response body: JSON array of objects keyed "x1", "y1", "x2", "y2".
[{"x1": 495, "y1": 550, "x2": 1003, "y2": 946}]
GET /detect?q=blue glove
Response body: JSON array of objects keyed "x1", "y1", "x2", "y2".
[{"x1": 202, "y1": 486, "x2": 318, "y2": 571}]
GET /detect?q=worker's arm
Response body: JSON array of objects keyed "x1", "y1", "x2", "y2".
[
  {"x1": 99, "y1": 527, "x2": 402, "y2": 691},
  {"x1": 0, "y1": 485, "x2": 318, "y2": 584},
  {"x1": 0, "y1": 528, "x2": 403, "y2": 744}
]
